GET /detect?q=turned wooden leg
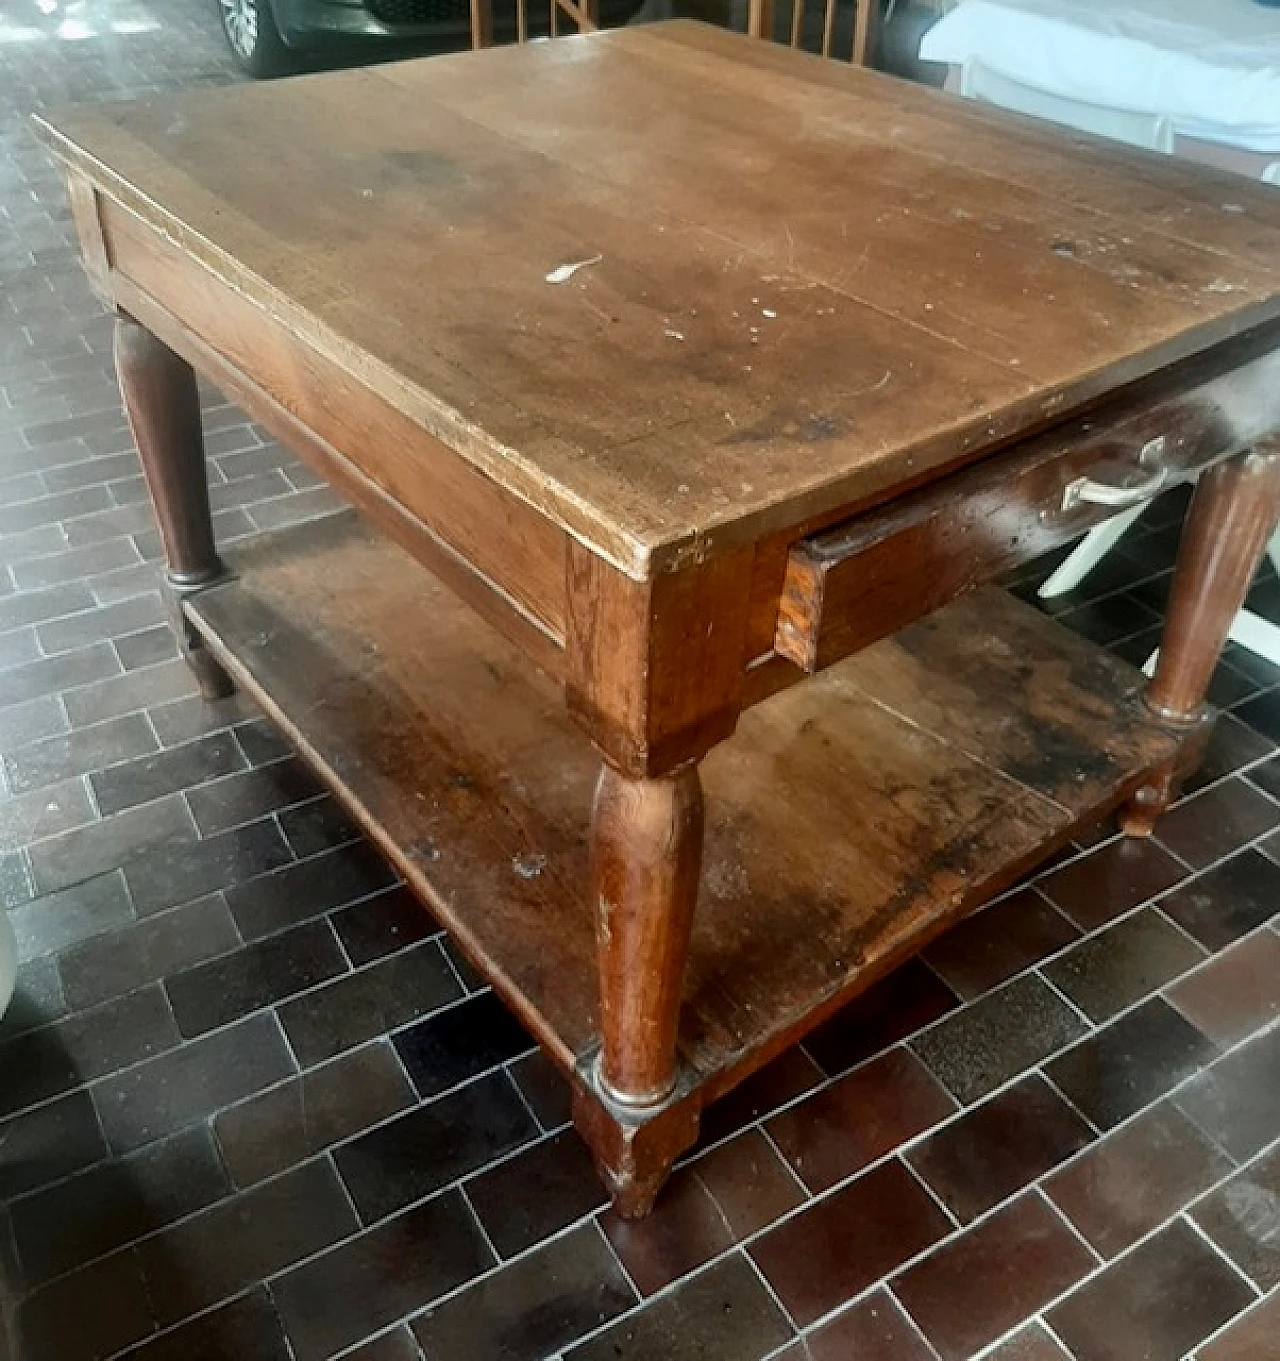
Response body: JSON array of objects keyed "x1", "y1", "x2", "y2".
[
  {"x1": 1122, "y1": 446, "x2": 1280, "y2": 834},
  {"x1": 114, "y1": 315, "x2": 233, "y2": 700},
  {"x1": 591, "y1": 762, "x2": 704, "y2": 1110}
]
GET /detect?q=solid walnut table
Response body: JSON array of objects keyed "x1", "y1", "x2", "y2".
[{"x1": 36, "y1": 22, "x2": 1280, "y2": 1215}]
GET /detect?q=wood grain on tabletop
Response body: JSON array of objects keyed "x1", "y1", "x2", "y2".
[
  {"x1": 33, "y1": 23, "x2": 1280, "y2": 576},
  {"x1": 186, "y1": 512, "x2": 1178, "y2": 1082}
]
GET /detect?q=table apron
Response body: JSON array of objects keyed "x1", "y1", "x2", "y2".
[
  {"x1": 97, "y1": 189, "x2": 569, "y2": 677},
  {"x1": 80, "y1": 178, "x2": 1280, "y2": 730}
]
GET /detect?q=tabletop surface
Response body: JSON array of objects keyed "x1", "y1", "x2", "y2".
[{"x1": 36, "y1": 21, "x2": 1280, "y2": 574}]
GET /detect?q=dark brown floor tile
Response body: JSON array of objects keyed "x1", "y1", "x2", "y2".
[
  {"x1": 334, "y1": 1071, "x2": 537, "y2": 1223},
  {"x1": 0, "y1": 640, "x2": 119, "y2": 708},
  {"x1": 0, "y1": 1089, "x2": 107, "y2": 1199},
  {"x1": 1260, "y1": 823, "x2": 1280, "y2": 864},
  {"x1": 1160, "y1": 850, "x2": 1280, "y2": 952},
  {"x1": 278, "y1": 940, "x2": 461, "y2": 1067},
  {"x1": 1045, "y1": 1102, "x2": 1233, "y2": 1258},
  {"x1": 912, "y1": 974, "x2": 1088, "y2": 1106},
  {"x1": 896, "y1": 1193, "x2": 1095, "y2": 1361},
  {"x1": 467, "y1": 1128, "x2": 608, "y2": 1258},
  {"x1": 185, "y1": 756, "x2": 323, "y2": 836},
  {"x1": 0, "y1": 985, "x2": 179, "y2": 1119},
  {"x1": 1038, "y1": 837, "x2": 1188, "y2": 931},
  {"x1": 698, "y1": 1046, "x2": 825, "y2": 1148},
  {"x1": 12, "y1": 539, "x2": 141, "y2": 594},
  {"x1": 923, "y1": 888, "x2": 1080, "y2": 1001},
  {"x1": 214, "y1": 1040, "x2": 415, "y2": 1188},
  {"x1": 4, "y1": 712, "x2": 157, "y2": 794},
  {"x1": 277, "y1": 792, "x2": 364, "y2": 858},
  {"x1": 0, "y1": 624, "x2": 42, "y2": 673},
  {"x1": 165, "y1": 918, "x2": 347, "y2": 1038},
  {"x1": 63, "y1": 655, "x2": 196, "y2": 730},
  {"x1": 1042, "y1": 907, "x2": 1207, "y2": 1023},
  {"x1": 114, "y1": 1288, "x2": 292, "y2": 1361},
  {"x1": 137, "y1": 1157, "x2": 358, "y2": 1327},
  {"x1": 11, "y1": 1124, "x2": 230, "y2": 1288},
  {"x1": 226, "y1": 841, "x2": 396, "y2": 940},
  {"x1": 440, "y1": 936, "x2": 485, "y2": 991},
  {"x1": 58, "y1": 893, "x2": 239, "y2": 1011},
  {"x1": 1058, "y1": 592, "x2": 1160, "y2": 647},
  {"x1": 394, "y1": 991, "x2": 534, "y2": 1099},
  {"x1": 16, "y1": 1246, "x2": 154, "y2": 1361},
  {"x1": 766, "y1": 1047, "x2": 956, "y2": 1192},
  {"x1": 114, "y1": 622, "x2": 180, "y2": 671},
  {"x1": 799, "y1": 1290, "x2": 934, "y2": 1361},
  {"x1": 1048, "y1": 1219, "x2": 1256, "y2": 1361},
  {"x1": 413, "y1": 1222, "x2": 635, "y2": 1361},
  {"x1": 1206, "y1": 661, "x2": 1265, "y2": 712},
  {"x1": 8, "y1": 868, "x2": 134, "y2": 962},
  {"x1": 94, "y1": 1010, "x2": 295, "y2": 1153},
  {"x1": 0, "y1": 956, "x2": 66, "y2": 1040},
  {"x1": 985, "y1": 1322, "x2": 1074, "y2": 1360},
  {"x1": 804, "y1": 959, "x2": 960, "y2": 1078},
  {"x1": 0, "y1": 852, "x2": 34, "y2": 913},
  {"x1": 1174, "y1": 1026, "x2": 1280, "y2": 1161},
  {"x1": 37, "y1": 593, "x2": 164, "y2": 656},
  {"x1": 565, "y1": 1252, "x2": 793, "y2": 1361},
  {"x1": 330, "y1": 884, "x2": 431, "y2": 966},
  {"x1": 1186, "y1": 712, "x2": 1276, "y2": 794},
  {"x1": 907, "y1": 1074, "x2": 1095, "y2": 1224},
  {"x1": 601, "y1": 1164, "x2": 735, "y2": 1297},
  {"x1": 231, "y1": 717, "x2": 298, "y2": 768},
  {"x1": 0, "y1": 776, "x2": 96, "y2": 857},
  {"x1": 124, "y1": 818, "x2": 294, "y2": 916},
  {"x1": 272, "y1": 1189, "x2": 494, "y2": 1361},
  {"x1": 1233, "y1": 687, "x2": 1280, "y2": 743},
  {"x1": 1244, "y1": 748, "x2": 1280, "y2": 802},
  {"x1": 1155, "y1": 777, "x2": 1280, "y2": 868},
  {"x1": 1046, "y1": 997, "x2": 1218, "y2": 1130},
  {"x1": 339, "y1": 1327, "x2": 423, "y2": 1361},
  {"x1": 750, "y1": 1159, "x2": 951, "y2": 1327},
  {"x1": 27, "y1": 794, "x2": 193, "y2": 898},
  {"x1": 0, "y1": 693, "x2": 69, "y2": 756},
  {"x1": 1166, "y1": 929, "x2": 1280, "y2": 1047},
  {"x1": 1195, "y1": 1290, "x2": 1280, "y2": 1361},
  {"x1": 148, "y1": 691, "x2": 253, "y2": 749},
  {"x1": 90, "y1": 729, "x2": 244, "y2": 816},
  {"x1": 1191, "y1": 1143, "x2": 1280, "y2": 1291},
  {"x1": 509, "y1": 1047, "x2": 573, "y2": 1131},
  {"x1": 691, "y1": 1128, "x2": 806, "y2": 1240},
  {"x1": 0, "y1": 582, "x2": 94, "y2": 636}
]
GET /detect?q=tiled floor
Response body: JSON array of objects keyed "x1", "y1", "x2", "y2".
[{"x1": 2, "y1": 4, "x2": 1279, "y2": 1359}]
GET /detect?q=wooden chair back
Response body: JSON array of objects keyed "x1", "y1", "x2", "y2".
[
  {"x1": 470, "y1": 0, "x2": 599, "y2": 47},
  {"x1": 746, "y1": 0, "x2": 880, "y2": 66}
]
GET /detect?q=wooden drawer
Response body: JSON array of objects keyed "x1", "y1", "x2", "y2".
[{"x1": 775, "y1": 346, "x2": 1280, "y2": 673}]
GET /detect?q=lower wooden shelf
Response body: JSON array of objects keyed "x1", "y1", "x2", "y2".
[{"x1": 185, "y1": 511, "x2": 1187, "y2": 1195}]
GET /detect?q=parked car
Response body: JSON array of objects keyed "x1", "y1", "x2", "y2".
[{"x1": 217, "y1": 0, "x2": 642, "y2": 77}]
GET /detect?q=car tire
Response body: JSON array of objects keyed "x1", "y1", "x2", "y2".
[{"x1": 218, "y1": 0, "x2": 295, "y2": 78}]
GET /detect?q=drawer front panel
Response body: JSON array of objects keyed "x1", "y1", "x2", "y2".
[{"x1": 776, "y1": 344, "x2": 1280, "y2": 672}]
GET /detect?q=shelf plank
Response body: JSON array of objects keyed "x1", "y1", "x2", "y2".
[{"x1": 186, "y1": 512, "x2": 1180, "y2": 1091}]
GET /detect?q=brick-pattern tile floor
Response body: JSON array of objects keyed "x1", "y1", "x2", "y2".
[{"x1": 2, "y1": 4, "x2": 1279, "y2": 1359}]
